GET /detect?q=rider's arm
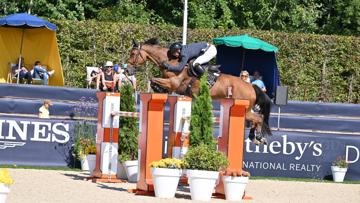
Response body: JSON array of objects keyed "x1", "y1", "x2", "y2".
[{"x1": 163, "y1": 54, "x2": 189, "y2": 72}]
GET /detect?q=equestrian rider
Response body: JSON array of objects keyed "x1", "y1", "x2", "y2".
[{"x1": 161, "y1": 42, "x2": 217, "y2": 75}]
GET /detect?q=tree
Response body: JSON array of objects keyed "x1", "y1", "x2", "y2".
[
  {"x1": 317, "y1": 0, "x2": 360, "y2": 36},
  {"x1": 189, "y1": 72, "x2": 216, "y2": 149},
  {"x1": 96, "y1": 0, "x2": 159, "y2": 25},
  {"x1": 118, "y1": 84, "x2": 139, "y2": 161}
]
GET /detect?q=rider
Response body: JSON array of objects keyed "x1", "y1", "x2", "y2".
[{"x1": 161, "y1": 42, "x2": 217, "y2": 76}]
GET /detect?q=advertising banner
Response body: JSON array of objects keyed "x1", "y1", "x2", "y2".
[
  {"x1": 1, "y1": 115, "x2": 359, "y2": 181},
  {"x1": 0, "y1": 116, "x2": 80, "y2": 167},
  {"x1": 243, "y1": 130, "x2": 360, "y2": 180}
]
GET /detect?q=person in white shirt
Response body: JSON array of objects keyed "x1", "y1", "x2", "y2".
[{"x1": 39, "y1": 99, "x2": 52, "y2": 119}]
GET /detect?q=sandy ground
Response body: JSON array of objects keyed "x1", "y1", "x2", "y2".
[{"x1": 5, "y1": 168, "x2": 360, "y2": 203}]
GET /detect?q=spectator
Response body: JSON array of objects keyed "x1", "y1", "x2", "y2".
[
  {"x1": 118, "y1": 63, "x2": 136, "y2": 90},
  {"x1": 39, "y1": 99, "x2": 52, "y2": 119},
  {"x1": 89, "y1": 66, "x2": 101, "y2": 88},
  {"x1": 96, "y1": 61, "x2": 116, "y2": 92},
  {"x1": 240, "y1": 70, "x2": 250, "y2": 83},
  {"x1": 251, "y1": 70, "x2": 266, "y2": 92},
  {"x1": 13, "y1": 57, "x2": 32, "y2": 84},
  {"x1": 32, "y1": 61, "x2": 55, "y2": 85}
]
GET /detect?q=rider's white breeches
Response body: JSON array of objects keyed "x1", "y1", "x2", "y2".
[{"x1": 192, "y1": 44, "x2": 217, "y2": 66}]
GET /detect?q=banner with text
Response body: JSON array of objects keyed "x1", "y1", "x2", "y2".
[
  {"x1": 0, "y1": 117, "x2": 81, "y2": 167},
  {"x1": 243, "y1": 130, "x2": 360, "y2": 180}
]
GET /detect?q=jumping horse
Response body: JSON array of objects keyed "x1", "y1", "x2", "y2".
[{"x1": 126, "y1": 38, "x2": 272, "y2": 144}]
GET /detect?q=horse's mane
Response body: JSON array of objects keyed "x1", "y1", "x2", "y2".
[{"x1": 144, "y1": 38, "x2": 160, "y2": 45}]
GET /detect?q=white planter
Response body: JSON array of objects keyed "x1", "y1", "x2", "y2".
[
  {"x1": 187, "y1": 169, "x2": 219, "y2": 201},
  {"x1": 223, "y1": 176, "x2": 249, "y2": 201},
  {"x1": 80, "y1": 154, "x2": 96, "y2": 175},
  {"x1": 116, "y1": 162, "x2": 128, "y2": 180},
  {"x1": 0, "y1": 183, "x2": 10, "y2": 203},
  {"x1": 123, "y1": 160, "x2": 138, "y2": 183},
  {"x1": 151, "y1": 168, "x2": 182, "y2": 198},
  {"x1": 331, "y1": 166, "x2": 348, "y2": 182}
]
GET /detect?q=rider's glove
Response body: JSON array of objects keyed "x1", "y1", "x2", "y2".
[{"x1": 160, "y1": 61, "x2": 168, "y2": 69}]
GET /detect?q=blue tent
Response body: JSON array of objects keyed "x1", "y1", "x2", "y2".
[
  {"x1": 0, "y1": 13, "x2": 57, "y2": 30},
  {"x1": 0, "y1": 13, "x2": 64, "y2": 85},
  {"x1": 213, "y1": 35, "x2": 280, "y2": 97}
]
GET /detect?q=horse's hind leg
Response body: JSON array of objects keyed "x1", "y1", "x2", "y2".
[{"x1": 246, "y1": 111, "x2": 267, "y2": 145}]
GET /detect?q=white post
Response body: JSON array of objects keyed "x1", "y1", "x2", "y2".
[
  {"x1": 277, "y1": 106, "x2": 281, "y2": 130},
  {"x1": 182, "y1": 0, "x2": 188, "y2": 45}
]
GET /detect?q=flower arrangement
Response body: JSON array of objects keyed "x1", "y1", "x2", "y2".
[
  {"x1": 332, "y1": 156, "x2": 348, "y2": 168},
  {"x1": 150, "y1": 158, "x2": 184, "y2": 169},
  {"x1": 74, "y1": 125, "x2": 97, "y2": 159},
  {"x1": 0, "y1": 169, "x2": 14, "y2": 185}
]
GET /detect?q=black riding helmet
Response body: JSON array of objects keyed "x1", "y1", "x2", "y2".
[{"x1": 169, "y1": 42, "x2": 182, "y2": 54}]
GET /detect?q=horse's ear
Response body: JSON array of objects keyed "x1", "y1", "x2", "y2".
[{"x1": 132, "y1": 39, "x2": 139, "y2": 48}]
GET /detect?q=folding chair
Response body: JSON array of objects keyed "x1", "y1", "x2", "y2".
[{"x1": 86, "y1": 66, "x2": 99, "y2": 88}]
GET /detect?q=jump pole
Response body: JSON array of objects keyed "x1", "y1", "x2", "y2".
[{"x1": 91, "y1": 92, "x2": 123, "y2": 183}]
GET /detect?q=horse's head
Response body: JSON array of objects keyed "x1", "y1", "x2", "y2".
[
  {"x1": 126, "y1": 39, "x2": 147, "y2": 71},
  {"x1": 127, "y1": 38, "x2": 168, "y2": 73}
]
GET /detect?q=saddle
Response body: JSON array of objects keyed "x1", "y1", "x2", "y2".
[{"x1": 187, "y1": 62, "x2": 221, "y2": 87}]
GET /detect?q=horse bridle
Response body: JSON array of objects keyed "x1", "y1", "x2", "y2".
[{"x1": 131, "y1": 44, "x2": 146, "y2": 68}]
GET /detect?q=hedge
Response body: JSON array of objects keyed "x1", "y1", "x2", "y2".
[{"x1": 55, "y1": 20, "x2": 360, "y2": 103}]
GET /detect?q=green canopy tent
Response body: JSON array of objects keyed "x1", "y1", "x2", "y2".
[{"x1": 213, "y1": 34, "x2": 279, "y2": 97}]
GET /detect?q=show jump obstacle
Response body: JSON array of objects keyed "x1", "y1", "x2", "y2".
[
  {"x1": 91, "y1": 92, "x2": 122, "y2": 183},
  {"x1": 134, "y1": 93, "x2": 250, "y2": 196}
]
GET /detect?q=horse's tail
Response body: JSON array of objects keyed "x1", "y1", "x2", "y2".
[{"x1": 253, "y1": 85, "x2": 272, "y2": 136}]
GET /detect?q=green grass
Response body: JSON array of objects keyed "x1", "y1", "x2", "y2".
[
  {"x1": 250, "y1": 176, "x2": 360, "y2": 184},
  {"x1": 0, "y1": 165, "x2": 81, "y2": 171}
]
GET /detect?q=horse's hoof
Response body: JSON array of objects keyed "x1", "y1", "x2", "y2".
[
  {"x1": 251, "y1": 139, "x2": 261, "y2": 145},
  {"x1": 260, "y1": 138, "x2": 268, "y2": 145}
]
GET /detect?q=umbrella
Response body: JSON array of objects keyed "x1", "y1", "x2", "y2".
[
  {"x1": 0, "y1": 13, "x2": 57, "y2": 84},
  {"x1": 213, "y1": 34, "x2": 279, "y2": 97}
]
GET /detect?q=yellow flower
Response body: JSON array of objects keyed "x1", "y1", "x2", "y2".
[
  {"x1": 149, "y1": 158, "x2": 183, "y2": 169},
  {"x1": 0, "y1": 169, "x2": 14, "y2": 185}
]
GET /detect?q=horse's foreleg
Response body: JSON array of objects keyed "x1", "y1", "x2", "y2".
[{"x1": 151, "y1": 78, "x2": 172, "y2": 91}]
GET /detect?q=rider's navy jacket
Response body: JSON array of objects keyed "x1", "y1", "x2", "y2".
[{"x1": 164, "y1": 42, "x2": 208, "y2": 72}]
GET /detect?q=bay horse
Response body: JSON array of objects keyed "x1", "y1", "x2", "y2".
[{"x1": 127, "y1": 38, "x2": 272, "y2": 144}]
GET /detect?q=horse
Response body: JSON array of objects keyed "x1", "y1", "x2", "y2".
[{"x1": 126, "y1": 38, "x2": 272, "y2": 144}]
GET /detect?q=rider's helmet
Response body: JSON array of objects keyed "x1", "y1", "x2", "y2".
[{"x1": 169, "y1": 42, "x2": 182, "y2": 55}]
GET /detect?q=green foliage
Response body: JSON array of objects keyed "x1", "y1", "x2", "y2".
[
  {"x1": 183, "y1": 144, "x2": 229, "y2": 171},
  {"x1": 1, "y1": 0, "x2": 359, "y2": 36},
  {"x1": 74, "y1": 121, "x2": 96, "y2": 158},
  {"x1": 96, "y1": 0, "x2": 158, "y2": 25},
  {"x1": 189, "y1": 72, "x2": 216, "y2": 148},
  {"x1": 118, "y1": 83, "x2": 139, "y2": 162}
]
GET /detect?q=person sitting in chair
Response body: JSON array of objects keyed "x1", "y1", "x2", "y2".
[
  {"x1": 161, "y1": 42, "x2": 217, "y2": 75},
  {"x1": 240, "y1": 70, "x2": 250, "y2": 83},
  {"x1": 13, "y1": 57, "x2": 32, "y2": 84},
  {"x1": 96, "y1": 61, "x2": 116, "y2": 92},
  {"x1": 118, "y1": 63, "x2": 136, "y2": 90},
  {"x1": 251, "y1": 70, "x2": 266, "y2": 92},
  {"x1": 32, "y1": 61, "x2": 55, "y2": 85}
]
